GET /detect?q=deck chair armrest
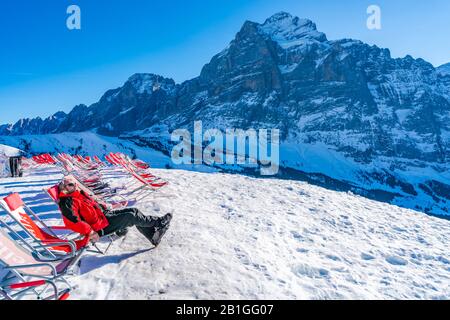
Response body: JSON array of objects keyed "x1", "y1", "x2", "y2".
[
  {"x1": 107, "y1": 194, "x2": 132, "y2": 209},
  {"x1": 47, "y1": 226, "x2": 84, "y2": 240},
  {"x1": 61, "y1": 233, "x2": 86, "y2": 243},
  {"x1": 9, "y1": 279, "x2": 61, "y2": 300},
  {"x1": 40, "y1": 241, "x2": 77, "y2": 258},
  {"x1": 32, "y1": 254, "x2": 70, "y2": 263},
  {"x1": 5, "y1": 263, "x2": 57, "y2": 277},
  {"x1": 9, "y1": 279, "x2": 51, "y2": 289}
]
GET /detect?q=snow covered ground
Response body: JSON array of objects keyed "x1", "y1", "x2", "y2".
[{"x1": 1, "y1": 166, "x2": 449, "y2": 300}]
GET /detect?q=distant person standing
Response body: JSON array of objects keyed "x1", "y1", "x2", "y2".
[
  {"x1": 0, "y1": 144, "x2": 24, "y2": 178},
  {"x1": 9, "y1": 156, "x2": 23, "y2": 177}
]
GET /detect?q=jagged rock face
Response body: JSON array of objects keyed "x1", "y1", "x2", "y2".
[
  {"x1": 80, "y1": 74, "x2": 178, "y2": 136},
  {"x1": 199, "y1": 20, "x2": 283, "y2": 98},
  {"x1": 284, "y1": 41, "x2": 450, "y2": 163},
  {"x1": 176, "y1": 12, "x2": 449, "y2": 165},
  {"x1": 437, "y1": 63, "x2": 450, "y2": 101},
  {"x1": 3, "y1": 12, "x2": 448, "y2": 163},
  {"x1": 53, "y1": 74, "x2": 178, "y2": 136}
]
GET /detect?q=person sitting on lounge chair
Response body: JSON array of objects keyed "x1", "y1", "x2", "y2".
[{"x1": 57, "y1": 178, "x2": 172, "y2": 248}]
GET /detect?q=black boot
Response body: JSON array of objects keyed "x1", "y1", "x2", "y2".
[
  {"x1": 151, "y1": 213, "x2": 173, "y2": 247},
  {"x1": 136, "y1": 213, "x2": 172, "y2": 247},
  {"x1": 115, "y1": 228, "x2": 129, "y2": 238},
  {"x1": 159, "y1": 213, "x2": 172, "y2": 228}
]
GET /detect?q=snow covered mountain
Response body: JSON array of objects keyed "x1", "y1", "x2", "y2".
[
  {"x1": 1, "y1": 12, "x2": 449, "y2": 216},
  {"x1": 1, "y1": 167, "x2": 449, "y2": 299},
  {"x1": 438, "y1": 63, "x2": 450, "y2": 101},
  {"x1": 438, "y1": 63, "x2": 450, "y2": 77}
]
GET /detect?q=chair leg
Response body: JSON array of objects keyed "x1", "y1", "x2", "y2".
[
  {"x1": 87, "y1": 239, "x2": 114, "y2": 255},
  {"x1": 87, "y1": 244, "x2": 105, "y2": 255},
  {"x1": 103, "y1": 239, "x2": 114, "y2": 254}
]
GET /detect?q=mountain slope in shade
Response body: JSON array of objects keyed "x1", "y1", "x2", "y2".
[
  {"x1": 437, "y1": 63, "x2": 450, "y2": 102},
  {"x1": 0, "y1": 12, "x2": 449, "y2": 216}
]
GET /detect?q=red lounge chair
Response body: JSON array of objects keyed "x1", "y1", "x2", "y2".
[
  {"x1": 93, "y1": 155, "x2": 106, "y2": 167},
  {"x1": 106, "y1": 153, "x2": 167, "y2": 200},
  {"x1": 45, "y1": 185, "x2": 123, "y2": 255},
  {"x1": 0, "y1": 193, "x2": 87, "y2": 259},
  {"x1": 0, "y1": 228, "x2": 73, "y2": 300}
]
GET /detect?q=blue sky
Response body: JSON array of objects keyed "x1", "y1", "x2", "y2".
[{"x1": 0, "y1": 0, "x2": 449, "y2": 124}]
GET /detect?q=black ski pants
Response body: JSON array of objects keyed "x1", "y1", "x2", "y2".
[{"x1": 99, "y1": 208, "x2": 160, "y2": 242}]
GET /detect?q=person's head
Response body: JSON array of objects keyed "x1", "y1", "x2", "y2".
[{"x1": 60, "y1": 177, "x2": 77, "y2": 194}]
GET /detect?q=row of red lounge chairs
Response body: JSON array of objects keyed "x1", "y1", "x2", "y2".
[{"x1": 0, "y1": 152, "x2": 167, "y2": 300}]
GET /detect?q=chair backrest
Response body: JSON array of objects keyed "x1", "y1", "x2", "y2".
[
  {"x1": 130, "y1": 171, "x2": 148, "y2": 185},
  {"x1": 105, "y1": 154, "x2": 115, "y2": 165},
  {"x1": 61, "y1": 175, "x2": 102, "y2": 208},
  {"x1": 50, "y1": 177, "x2": 98, "y2": 200},
  {"x1": 0, "y1": 194, "x2": 60, "y2": 247},
  {"x1": 112, "y1": 153, "x2": 126, "y2": 165},
  {"x1": 93, "y1": 156, "x2": 102, "y2": 164},
  {"x1": 46, "y1": 185, "x2": 60, "y2": 203},
  {"x1": 134, "y1": 160, "x2": 150, "y2": 169},
  {"x1": 0, "y1": 194, "x2": 47, "y2": 240},
  {"x1": 0, "y1": 228, "x2": 51, "y2": 277},
  {"x1": 2, "y1": 193, "x2": 24, "y2": 212},
  {"x1": 1, "y1": 193, "x2": 84, "y2": 255}
]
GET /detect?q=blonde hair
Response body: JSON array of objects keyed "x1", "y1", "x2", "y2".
[{"x1": 59, "y1": 177, "x2": 77, "y2": 194}]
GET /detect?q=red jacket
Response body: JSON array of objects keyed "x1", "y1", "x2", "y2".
[{"x1": 58, "y1": 190, "x2": 109, "y2": 237}]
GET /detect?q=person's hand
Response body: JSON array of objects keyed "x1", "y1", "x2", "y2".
[{"x1": 90, "y1": 230, "x2": 100, "y2": 243}]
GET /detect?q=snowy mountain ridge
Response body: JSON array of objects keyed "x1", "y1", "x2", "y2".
[
  {"x1": 437, "y1": 63, "x2": 450, "y2": 77},
  {"x1": 259, "y1": 11, "x2": 328, "y2": 48}
]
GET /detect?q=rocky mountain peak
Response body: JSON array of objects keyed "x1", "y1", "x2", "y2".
[
  {"x1": 126, "y1": 73, "x2": 176, "y2": 95},
  {"x1": 259, "y1": 12, "x2": 327, "y2": 48},
  {"x1": 437, "y1": 63, "x2": 450, "y2": 77},
  {"x1": 51, "y1": 111, "x2": 67, "y2": 120}
]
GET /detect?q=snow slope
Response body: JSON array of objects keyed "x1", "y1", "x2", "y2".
[
  {"x1": 0, "y1": 132, "x2": 218, "y2": 174},
  {"x1": 1, "y1": 167, "x2": 449, "y2": 300},
  {"x1": 0, "y1": 144, "x2": 22, "y2": 157},
  {"x1": 0, "y1": 132, "x2": 169, "y2": 167}
]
